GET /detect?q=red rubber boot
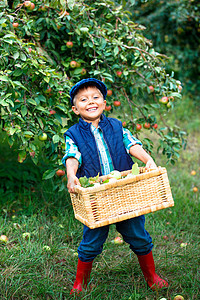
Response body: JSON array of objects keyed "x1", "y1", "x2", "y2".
[
  {"x1": 70, "y1": 258, "x2": 93, "y2": 295},
  {"x1": 137, "y1": 251, "x2": 169, "y2": 290}
]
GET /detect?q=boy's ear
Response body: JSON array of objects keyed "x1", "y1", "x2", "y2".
[{"x1": 72, "y1": 105, "x2": 80, "y2": 115}]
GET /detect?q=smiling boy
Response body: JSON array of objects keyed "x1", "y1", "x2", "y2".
[{"x1": 62, "y1": 78, "x2": 169, "y2": 294}]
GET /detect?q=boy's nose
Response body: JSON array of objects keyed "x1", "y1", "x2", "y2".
[{"x1": 88, "y1": 98, "x2": 94, "y2": 104}]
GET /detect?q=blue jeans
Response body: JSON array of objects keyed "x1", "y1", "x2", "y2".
[{"x1": 78, "y1": 215, "x2": 153, "y2": 262}]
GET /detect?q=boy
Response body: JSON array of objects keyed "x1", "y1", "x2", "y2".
[{"x1": 62, "y1": 78, "x2": 169, "y2": 294}]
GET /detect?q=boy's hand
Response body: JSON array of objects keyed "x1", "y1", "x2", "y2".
[
  {"x1": 66, "y1": 157, "x2": 80, "y2": 193},
  {"x1": 67, "y1": 175, "x2": 81, "y2": 193},
  {"x1": 145, "y1": 158, "x2": 157, "y2": 170}
]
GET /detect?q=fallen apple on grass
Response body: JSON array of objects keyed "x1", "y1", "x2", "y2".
[
  {"x1": 0, "y1": 235, "x2": 8, "y2": 243},
  {"x1": 190, "y1": 170, "x2": 196, "y2": 176},
  {"x1": 43, "y1": 245, "x2": 51, "y2": 251},
  {"x1": 193, "y1": 187, "x2": 198, "y2": 193},
  {"x1": 113, "y1": 236, "x2": 123, "y2": 245},
  {"x1": 22, "y1": 232, "x2": 31, "y2": 240},
  {"x1": 173, "y1": 295, "x2": 184, "y2": 300},
  {"x1": 180, "y1": 242, "x2": 187, "y2": 248}
]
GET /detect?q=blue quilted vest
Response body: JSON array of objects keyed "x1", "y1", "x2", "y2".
[{"x1": 64, "y1": 114, "x2": 134, "y2": 178}]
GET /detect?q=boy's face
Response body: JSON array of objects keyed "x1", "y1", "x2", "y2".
[{"x1": 72, "y1": 86, "x2": 106, "y2": 126}]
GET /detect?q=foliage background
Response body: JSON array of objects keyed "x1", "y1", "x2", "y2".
[{"x1": 0, "y1": 1, "x2": 199, "y2": 299}]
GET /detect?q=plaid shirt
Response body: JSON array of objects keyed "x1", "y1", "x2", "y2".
[{"x1": 62, "y1": 125, "x2": 142, "y2": 175}]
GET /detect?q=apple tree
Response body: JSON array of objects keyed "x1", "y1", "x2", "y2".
[{"x1": 0, "y1": 0, "x2": 186, "y2": 189}]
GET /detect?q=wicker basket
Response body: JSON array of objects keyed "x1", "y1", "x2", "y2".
[{"x1": 70, "y1": 167, "x2": 174, "y2": 229}]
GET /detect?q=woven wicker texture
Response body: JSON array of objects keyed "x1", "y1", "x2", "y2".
[{"x1": 70, "y1": 167, "x2": 174, "y2": 229}]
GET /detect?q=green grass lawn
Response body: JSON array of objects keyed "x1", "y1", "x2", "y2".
[{"x1": 0, "y1": 98, "x2": 199, "y2": 300}]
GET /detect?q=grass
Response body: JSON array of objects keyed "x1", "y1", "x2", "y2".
[{"x1": 0, "y1": 97, "x2": 200, "y2": 300}]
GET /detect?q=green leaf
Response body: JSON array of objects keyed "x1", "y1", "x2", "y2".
[
  {"x1": 27, "y1": 98, "x2": 37, "y2": 106},
  {"x1": 114, "y1": 46, "x2": 119, "y2": 56},
  {"x1": 89, "y1": 173, "x2": 99, "y2": 183},
  {"x1": 0, "y1": 75, "x2": 9, "y2": 82},
  {"x1": 37, "y1": 118, "x2": 44, "y2": 129},
  {"x1": 35, "y1": 95, "x2": 46, "y2": 103},
  {"x1": 132, "y1": 163, "x2": 139, "y2": 175},
  {"x1": 79, "y1": 176, "x2": 94, "y2": 188},
  {"x1": 9, "y1": 128, "x2": 17, "y2": 135},
  {"x1": 21, "y1": 105, "x2": 28, "y2": 117},
  {"x1": 171, "y1": 137, "x2": 180, "y2": 143},
  {"x1": 24, "y1": 131, "x2": 34, "y2": 137},
  {"x1": 73, "y1": 67, "x2": 83, "y2": 75},
  {"x1": 44, "y1": 77, "x2": 50, "y2": 83},
  {"x1": 12, "y1": 69, "x2": 23, "y2": 77},
  {"x1": 18, "y1": 150, "x2": 27, "y2": 163},
  {"x1": 42, "y1": 169, "x2": 56, "y2": 180},
  {"x1": 135, "y1": 60, "x2": 144, "y2": 67},
  {"x1": 67, "y1": 0, "x2": 75, "y2": 10},
  {"x1": 13, "y1": 52, "x2": 20, "y2": 60},
  {"x1": 6, "y1": 99, "x2": 14, "y2": 107},
  {"x1": 169, "y1": 92, "x2": 182, "y2": 99},
  {"x1": 20, "y1": 53, "x2": 27, "y2": 61},
  {"x1": 53, "y1": 134, "x2": 60, "y2": 144}
]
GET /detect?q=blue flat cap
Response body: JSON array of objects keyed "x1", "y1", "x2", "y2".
[{"x1": 70, "y1": 78, "x2": 107, "y2": 105}]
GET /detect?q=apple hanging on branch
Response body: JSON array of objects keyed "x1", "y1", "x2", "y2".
[
  {"x1": 38, "y1": 133, "x2": 48, "y2": 141},
  {"x1": 107, "y1": 90, "x2": 113, "y2": 96},
  {"x1": 66, "y1": 41, "x2": 73, "y2": 48},
  {"x1": 113, "y1": 101, "x2": 121, "y2": 107},
  {"x1": 105, "y1": 105, "x2": 112, "y2": 111},
  {"x1": 136, "y1": 124, "x2": 142, "y2": 131},
  {"x1": 159, "y1": 96, "x2": 169, "y2": 104}
]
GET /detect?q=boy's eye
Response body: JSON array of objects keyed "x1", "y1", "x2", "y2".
[
  {"x1": 81, "y1": 98, "x2": 87, "y2": 101},
  {"x1": 94, "y1": 96, "x2": 99, "y2": 99}
]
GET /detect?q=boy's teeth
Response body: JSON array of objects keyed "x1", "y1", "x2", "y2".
[{"x1": 88, "y1": 108, "x2": 97, "y2": 111}]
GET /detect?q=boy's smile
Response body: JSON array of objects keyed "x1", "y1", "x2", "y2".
[{"x1": 72, "y1": 87, "x2": 106, "y2": 128}]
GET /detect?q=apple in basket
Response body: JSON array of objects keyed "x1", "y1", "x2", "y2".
[{"x1": 108, "y1": 170, "x2": 121, "y2": 180}]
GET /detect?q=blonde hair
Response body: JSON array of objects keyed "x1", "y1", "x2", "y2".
[{"x1": 73, "y1": 85, "x2": 104, "y2": 106}]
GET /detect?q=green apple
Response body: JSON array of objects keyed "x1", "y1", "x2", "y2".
[
  {"x1": 180, "y1": 242, "x2": 187, "y2": 247},
  {"x1": 22, "y1": 232, "x2": 31, "y2": 240},
  {"x1": 43, "y1": 245, "x2": 51, "y2": 251},
  {"x1": 126, "y1": 173, "x2": 134, "y2": 179},
  {"x1": 38, "y1": 133, "x2": 47, "y2": 141},
  {"x1": 108, "y1": 178, "x2": 117, "y2": 184}
]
